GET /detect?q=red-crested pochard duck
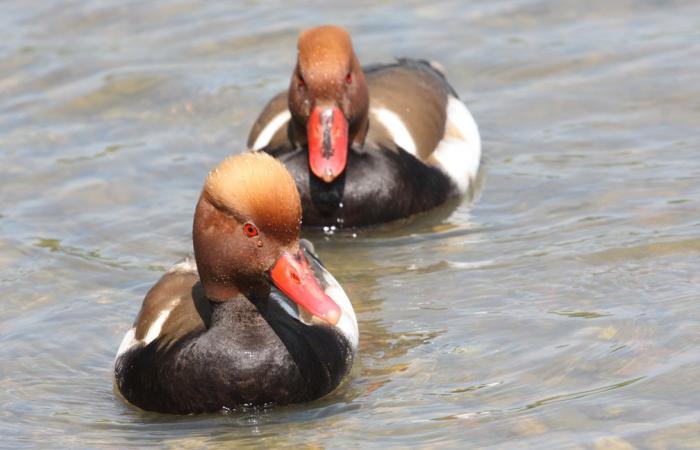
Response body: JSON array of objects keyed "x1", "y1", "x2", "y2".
[
  {"x1": 114, "y1": 153, "x2": 358, "y2": 414},
  {"x1": 247, "y1": 25, "x2": 481, "y2": 227}
]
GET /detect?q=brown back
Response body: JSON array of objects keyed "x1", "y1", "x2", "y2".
[
  {"x1": 133, "y1": 269, "x2": 211, "y2": 350},
  {"x1": 366, "y1": 63, "x2": 451, "y2": 161}
]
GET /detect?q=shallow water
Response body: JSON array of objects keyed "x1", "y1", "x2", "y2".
[{"x1": 2, "y1": 1, "x2": 699, "y2": 448}]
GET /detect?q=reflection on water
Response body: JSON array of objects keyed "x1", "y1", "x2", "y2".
[{"x1": 1, "y1": 0, "x2": 700, "y2": 447}]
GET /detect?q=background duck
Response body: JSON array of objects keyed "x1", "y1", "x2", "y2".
[
  {"x1": 247, "y1": 25, "x2": 481, "y2": 227},
  {"x1": 114, "y1": 153, "x2": 358, "y2": 414}
]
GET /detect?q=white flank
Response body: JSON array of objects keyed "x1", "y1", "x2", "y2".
[
  {"x1": 251, "y1": 110, "x2": 291, "y2": 151},
  {"x1": 371, "y1": 107, "x2": 418, "y2": 156},
  {"x1": 431, "y1": 96, "x2": 481, "y2": 194},
  {"x1": 321, "y1": 269, "x2": 359, "y2": 351},
  {"x1": 116, "y1": 327, "x2": 137, "y2": 358}
]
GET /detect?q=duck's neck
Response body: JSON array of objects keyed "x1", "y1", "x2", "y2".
[
  {"x1": 207, "y1": 278, "x2": 270, "y2": 308},
  {"x1": 350, "y1": 112, "x2": 369, "y2": 148},
  {"x1": 209, "y1": 286, "x2": 271, "y2": 326}
]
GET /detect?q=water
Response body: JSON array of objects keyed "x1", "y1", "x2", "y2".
[{"x1": 1, "y1": 1, "x2": 699, "y2": 448}]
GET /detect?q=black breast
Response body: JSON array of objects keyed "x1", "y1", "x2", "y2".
[
  {"x1": 115, "y1": 297, "x2": 353, "y2": 414},
  {"x1": 267, "y1": 144, "x2": 457, "y2": 227}
]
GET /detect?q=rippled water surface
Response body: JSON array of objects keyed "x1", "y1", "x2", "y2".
[{"x1": 2, "y1": 1, "x2": 699, "y2": 448}]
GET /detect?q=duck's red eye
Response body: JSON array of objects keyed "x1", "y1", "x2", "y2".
[
  {"x1": 298, "y1": 75, "x2": 305, "y2": 88},
  {"x1": 345, "y1": 73, "x2": 352, "y2": 84},
  {"x1": 243, "y1": 222, "x2": 258, "y2": 237}
]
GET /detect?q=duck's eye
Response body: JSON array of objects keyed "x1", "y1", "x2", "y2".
[
  {"x1": 345, "y1": 72, "x2": 352, "y2": 84},
  {"x1": 298, "y1": 74, "x2": 305, "y2": 88},
  {"x1": 243, "y1": 222, "x2": 259, "y2": 237}
]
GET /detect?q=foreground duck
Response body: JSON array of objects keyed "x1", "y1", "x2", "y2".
[
  {"x1": 247, "y1": 25, "x2": 481, "y2": 227},
  {"x1": 114, "y1": 153, "x2": 358, "y2": 414}
]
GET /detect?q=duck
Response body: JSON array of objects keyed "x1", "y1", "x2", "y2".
[
  {"x1": 247, "y1": 25, "x2": 481, "y2": 228},
  {"x1": 114, "y1": 152, "x2": 358, "y2": 414}
]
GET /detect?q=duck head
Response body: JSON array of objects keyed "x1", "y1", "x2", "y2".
[
  {"x1": 193, "y1": 152, "x2": 341, "y2": 325},
  {"x1": 288, "y1": 25, "x2": 369, "y2": 183}
]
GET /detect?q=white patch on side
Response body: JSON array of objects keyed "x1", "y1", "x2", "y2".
[
  {"x1": 320, "y1": 269, "x2": 359, "y2": 351},
  {"x1": 115, "y1": 297, "x2": 182, "y2": 361},
  {"x1": 371, "y1": 107, "x2": 418, "y2": 156},
  {"x1": 143, "y1": 307, "x2": 174, "y2": 345},
  {"x1": 250, "y1": 110, "x2": 291, "y2": 151},
  {"x1": 431, "y1": 96, "x2": 482, "y2": 194},
  {"x1": 116, "y1": 327, "x2": 138, "y2": 358}
]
